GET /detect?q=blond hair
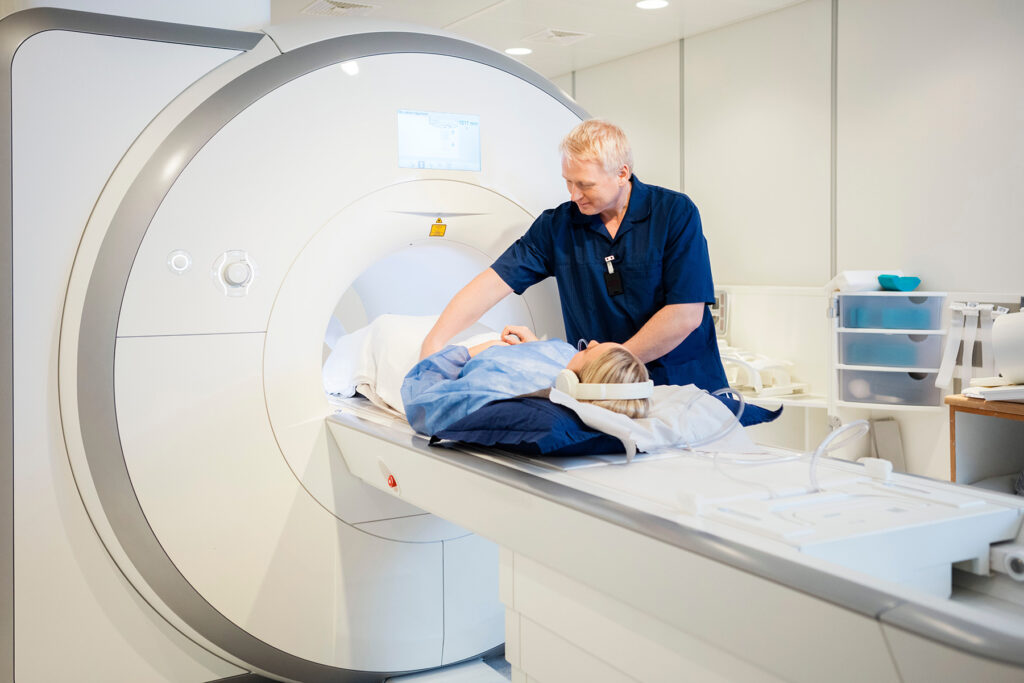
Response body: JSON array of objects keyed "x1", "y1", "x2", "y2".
[
  {"x1": 559, "y1": 119, "x2": 634, "y2": 176},
  {"x1": 577, "y1": 345, "x2": 650, "y2": 418}
]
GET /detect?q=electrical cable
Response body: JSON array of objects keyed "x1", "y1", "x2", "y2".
[
  {"x1": 682, "y1": 403, "x2": 870, "y2": 496},
  {"x1": 806, "y1": 420, "x2": 870, "y2": 492}
]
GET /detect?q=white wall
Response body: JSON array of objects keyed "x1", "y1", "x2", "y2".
[
  {"x1": 684, "y1": 0, "x2": 832, "y2": 288},
  {"x1": 559, "y1": 0, "x2": 1024, "y2": 294},
  {"x1": 559, "y1": 41, "x2": 681, "y2": 191},
  {"x1": 836, "y1": 0, "x2": 1024, "y2": 293}
]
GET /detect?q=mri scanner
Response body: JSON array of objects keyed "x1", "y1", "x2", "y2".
[{"x1": 4, "y1": 7, "x2": 1024, "y2": 683}]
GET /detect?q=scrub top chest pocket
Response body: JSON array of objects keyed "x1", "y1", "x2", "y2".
[
  {"x1": 604, "y1": 256, "x2": 623, "y2": 296},
  {"x1": 617, "y1": 257, "x2": 665, "y2": 317},
  {"x1": 551, "y1": 252, "x2": 663, "y2": 335}
]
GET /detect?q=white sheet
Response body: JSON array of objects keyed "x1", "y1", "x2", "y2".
[{"x1": 550, "y1": 385, "x2": 761, "y2": 461}]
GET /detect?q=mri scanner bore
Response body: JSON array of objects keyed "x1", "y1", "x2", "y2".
[{"x1": 7, "y1": 8, "x2": 1024, "y2": 683}]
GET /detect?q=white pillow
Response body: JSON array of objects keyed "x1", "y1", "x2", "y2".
[
  {"x1": 322, "y1": 314, "x2": 498, "y2": 413},
  {"x1": 321, "y1": 323, "x2": 372, "y2": 397}
]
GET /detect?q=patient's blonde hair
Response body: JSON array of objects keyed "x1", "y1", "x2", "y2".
[
  {"x1": 577, "y1": 346, "x2": 650, "y2": 419},
  {"x1": 559, "y1": 119, "x2": 634, "y2": 176}
]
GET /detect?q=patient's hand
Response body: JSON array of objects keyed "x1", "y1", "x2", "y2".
[
  {"x1": 468, "y1": 339, "x2": 509, "y2": 357},
  {"x1": 501, "y1": 325, "x2": 538, "y2": 345}
]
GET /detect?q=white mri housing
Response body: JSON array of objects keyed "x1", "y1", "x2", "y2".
[{"x1": 6, "y1": 8, "x2": 578, "y2": 681}]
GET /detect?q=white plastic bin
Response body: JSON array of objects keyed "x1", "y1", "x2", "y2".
[
  {"x1": 840, "y1": 368, "x2": 941, "y2": 405},
  {"x1": 838, "y1": 330, "x2": 943, "y2": 368},
  {"x1": 839, "y1": 294, "x2": 944, "y2": 330}
]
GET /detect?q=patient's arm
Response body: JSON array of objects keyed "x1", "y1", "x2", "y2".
[
  {"x1": 403, "y1": 345, "x2": 471, "y2": 434},
  {"x1": 420, "y1": 268, "x2": 512, "y2": 359},
  {"x1": 468, "y1": 339, "x2": 509, "y2": 357},
  {"x1": 500, "y1": 325, "x2": 538, "y2": 344}
]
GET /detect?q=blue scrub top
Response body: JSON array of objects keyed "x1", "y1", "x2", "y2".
[{"x1": 491, "y1": 175, "x2": 728, "y2": 391}]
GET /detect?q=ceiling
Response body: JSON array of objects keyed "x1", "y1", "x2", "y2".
[{"x1": 269, "y1": 0, "x2": 804, "y2": 78}]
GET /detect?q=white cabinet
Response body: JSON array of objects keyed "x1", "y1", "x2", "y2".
[{"x1": 831, "y1": 292, "x2": 947, "y2": 409}]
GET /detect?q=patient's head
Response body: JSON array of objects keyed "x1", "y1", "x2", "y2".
[{"x1": 567, "y1": 341, "x2": 650, "y2": 418}]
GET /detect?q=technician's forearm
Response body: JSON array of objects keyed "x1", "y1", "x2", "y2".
[
  {"x1": 622, "y1": 303, "x2": 704, "y2": 363},
  {"x1": 420, "y1": 268, "x2": 513, "y2": 359}
]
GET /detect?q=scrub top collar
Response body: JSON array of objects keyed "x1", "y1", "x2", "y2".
[{"x1": 570, "y1": 175, "x2": 651, "y2": 241}]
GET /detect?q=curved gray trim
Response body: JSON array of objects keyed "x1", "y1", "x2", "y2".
[
  {"x1": 879, "y1": 602, "x2": 1024, "y2": 670},
  {"x1": 209, "y1": 675, "x2": 275, "y2": 683},
  {"x1": 334, "y1": 413, "x2": 1024, "y2": 670},
  {"x1": 66, "y1": 19, "x2": 583, "y2": 683},
  {"x1": 0, "y1": 9, "x2": 256, "y2": 682},
  {"x1": 0, "y1": 7, "x2": 263, "y2": 52}
]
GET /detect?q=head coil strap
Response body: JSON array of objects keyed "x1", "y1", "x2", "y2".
[{"x1": 555, "y1": 369, "x2": 654, "y2": 400}]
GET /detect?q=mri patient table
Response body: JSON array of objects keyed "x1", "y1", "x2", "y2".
[{"x1": 327, "y1": 401, "x2": 1024, "y2": 683}]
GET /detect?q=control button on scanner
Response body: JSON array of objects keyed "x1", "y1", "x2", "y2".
[
  {"x1": 224, "y1": 261, "x2": 252, "y2": 287},
  {"x1": 211, "y1": 250, "x2": 256, "y2": 297},
  {"x1": 167, "y1": 249, "x2": 192, "y2": 274}
]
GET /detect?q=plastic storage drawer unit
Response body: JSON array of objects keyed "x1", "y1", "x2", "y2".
[
  {"x1": 839, "y1": 294, "x2": 943, "y2": 330},
  {"x1": 840, "y1": 368, "x2": 941, "y2": 406},
  {"x1": 838, "y1": 330, "x2": 943, "y2": 367}
]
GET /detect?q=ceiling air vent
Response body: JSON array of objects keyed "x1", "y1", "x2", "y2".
[
  {"x1": 522, "y1": 28, "x2": 592, "y2": 46},
  {"x1": 301, "y1": 0, "x2": 379, "y2": 17}
]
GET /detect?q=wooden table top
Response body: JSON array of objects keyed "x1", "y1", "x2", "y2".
[{"x1": 945, "y1": 393, "x2": 1024, "y2": 419}]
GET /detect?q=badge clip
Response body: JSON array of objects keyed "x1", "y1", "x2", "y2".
[{"x1": 603, "y1": 255, "x2": 623, "y2": 296}]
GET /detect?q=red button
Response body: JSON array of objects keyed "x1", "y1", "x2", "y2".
[{"x1": 386, "y1": 475, "x2": 397, "y2": 488}]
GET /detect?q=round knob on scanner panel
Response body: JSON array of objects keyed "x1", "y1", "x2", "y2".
[
  {"x1": 211, "y1": 250, "x2": 255, "y2": 297},
  {"x1": 224, "y1": 261, "x2": 252, "y2": 286}
]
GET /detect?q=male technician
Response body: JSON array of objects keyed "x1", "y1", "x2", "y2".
[{"x1": 419, "y1": 119, "x2": 728, "y2": 391}]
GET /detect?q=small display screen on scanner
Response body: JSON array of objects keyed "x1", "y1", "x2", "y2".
[{"x1": 397, "y1": 109, "x2": 481, "y2": 171}]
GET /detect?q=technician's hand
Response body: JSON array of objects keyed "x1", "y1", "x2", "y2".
[
  {"x1": 501, "y1": 325, "x2": 538, "y2": 345},
  {"x1": 468, "y1": 339, "x2": 509, "y2": 357}
]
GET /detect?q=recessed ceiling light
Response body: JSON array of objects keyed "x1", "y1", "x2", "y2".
[
  {"x1": 504, "y1": 47, "x2": 532, "y2": 56},
  {"x1": 636, "y1": 0, "x2": 668, "y2": 8},
  {"x1": 339, "y1": 60, "x2": 359, "y2": 75}
]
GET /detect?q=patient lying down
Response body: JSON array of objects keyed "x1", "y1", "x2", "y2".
[
  {"x1": 324, "y1": 315, "x2": 767, "y2": 457},
  {"x1": 402, "y1": 325, "x2": 652, "y2": 435}
]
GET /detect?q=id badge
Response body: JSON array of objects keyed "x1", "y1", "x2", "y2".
[{"x1": 604, "y1": 269, "x2": 624, "y2": 297}]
